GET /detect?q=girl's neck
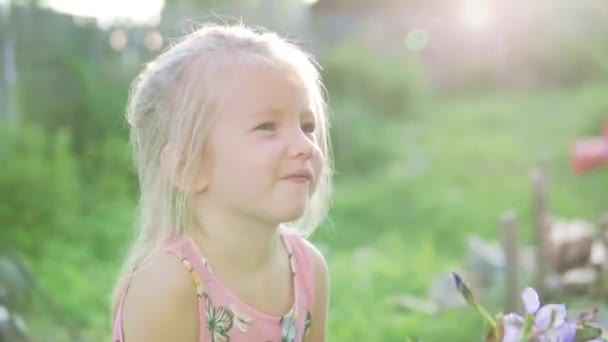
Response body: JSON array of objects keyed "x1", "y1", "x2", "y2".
[{"x1": 189, "y1": 203, "x2": 283, "y2": 274}]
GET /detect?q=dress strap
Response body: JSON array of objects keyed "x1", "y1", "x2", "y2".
[
  {"x1": 163, "y1": 237, "x2": 210, "y2": 341},
  {"x1": 279, "y1": 227, "x2": 316, "y2": 313}
]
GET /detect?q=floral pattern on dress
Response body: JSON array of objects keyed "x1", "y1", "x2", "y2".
[
  {"x1": 181, "y1": 235, "x2": 310, "y2": 342},
  {"x1": 280, "y1": 308, "x2": 298, "y2": 342},
  {"x1": 303, "y1": 311, "x2": 312, "y2": 340},
  {"x1": 204, "y1": 293, "x2": 236, "y2": 342},
  {"x1": 182, "y1": 258, "x2": 205, "y2": 297}
]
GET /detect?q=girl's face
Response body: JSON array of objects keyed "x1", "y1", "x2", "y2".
[{"x1": 196, "y1": 61, "x2": 323, "y2": 225}]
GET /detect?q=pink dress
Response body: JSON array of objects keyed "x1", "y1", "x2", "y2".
[{"x1": 112, "y1": 227, "x2": 316, "y2": 342}]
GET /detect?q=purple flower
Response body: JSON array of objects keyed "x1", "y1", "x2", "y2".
[
  {"x1": 448, "y1": 272, "x2": 606, "y2": 342},
  {"x1": 555, "y1": 322, "x2": 577, "y2": 342},
  {"x1": 502, "y1": 287, "x2": 572, "y2": 342},
  {"x1": 521, "y1": 287, "x2": 567, "y2": 331},
  {"x1": 502, "y1": 313, "x2": 524, "y2": 341}
]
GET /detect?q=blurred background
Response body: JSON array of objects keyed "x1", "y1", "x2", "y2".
[{"x1": 1, "y1": 0, "x2": 608, "y2": 340}]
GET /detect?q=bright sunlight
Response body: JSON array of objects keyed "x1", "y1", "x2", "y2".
[
  {"x1": 461, "y1": 0, "x2": 492, "y2": 30},
  {"x1": 41, "y1": 0, "x2": 164, "y2": 27}
]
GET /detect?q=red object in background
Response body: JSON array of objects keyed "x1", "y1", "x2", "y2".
[{"x1": 572, "y1": 121, "x2": 608, "y2": 174}]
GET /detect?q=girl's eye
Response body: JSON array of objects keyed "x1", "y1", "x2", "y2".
[
  {"x1": 255, "y1": 122, "x2": 276, "y2": 131},
  {"x1": 301, "y1": 122, "x2": 316, "y2": 134}
]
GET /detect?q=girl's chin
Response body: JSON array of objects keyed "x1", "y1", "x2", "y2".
[{"x1": 272, "y1": 204, "x2": 308, "y2": 223}]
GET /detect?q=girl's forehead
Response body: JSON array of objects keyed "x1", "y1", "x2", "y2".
[{"x1": 216, "y1": 62, "x2": 313, "y2": 119}]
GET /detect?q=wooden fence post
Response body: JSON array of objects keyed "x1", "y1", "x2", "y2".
[
  {"x1": 532, "y1": 167, "x2": 550, "y2": 295},
  {"x1": 501, "y1": 211, "x2": 520, "y2": 313},
  {"x1": 601, "y1": 213, "x2": 608, "y2": 244}
]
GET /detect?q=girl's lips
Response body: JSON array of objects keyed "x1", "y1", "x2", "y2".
[
  {"x1": 284, "y1": 175, "x2": 311, "y2": 183},
  {"x1": 282, "y1": 169, "x2": 313, "y2": 183}
]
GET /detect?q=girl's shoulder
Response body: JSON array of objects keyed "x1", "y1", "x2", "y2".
[{"x1": 117, "y1": 250, "x2": 199, "y2": 341}]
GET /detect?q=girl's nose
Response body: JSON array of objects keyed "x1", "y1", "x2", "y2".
[{"x1": 289, "y1": 128, "x2": 315, "y2": 160}]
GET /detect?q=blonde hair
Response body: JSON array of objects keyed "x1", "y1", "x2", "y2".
[{"x1": 111, "y1": 23, "x2": 333, "y2": 313}]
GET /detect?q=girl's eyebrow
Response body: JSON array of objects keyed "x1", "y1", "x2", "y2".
[
  {"x1": 251, "y1": 107, "x2": 281, "y2": 119},
  {"x1": 251, "y1": 108, "x2": 315, "y2": 119}
]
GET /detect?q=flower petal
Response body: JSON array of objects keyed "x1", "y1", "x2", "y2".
[
  {"x1": 501, "y1": 313, "x2": 525, "y2": 342},
  {"x1": 502, "y1": 326, "x2": 523, "y2": 342},
  {"x1": 535, "y1": 304, "x2": 567, "y2": 331},
  {"x1": 503, "y1": 313, "x2": 524, "y2": 328},
  {"x1": 521, "y1": 287, "x2": 540, "y2": 314},
  {"x1": 556, "y1": 322, "x2": 576, "y2": 342}
]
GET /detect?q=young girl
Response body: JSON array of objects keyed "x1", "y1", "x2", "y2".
[{"x1": 111, "y1": 24, "x2": 332, "y2": 342}]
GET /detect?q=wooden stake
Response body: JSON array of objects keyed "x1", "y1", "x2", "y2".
[
  {"x1": 532, "y1": 167, "x2": 549, "y2": 294},
  {"x1": 501, "y1": 210, "x2": 520, "y2": 313},
  {"x1": 601, "y1": 213, "x2": 608, "y2": 245}
]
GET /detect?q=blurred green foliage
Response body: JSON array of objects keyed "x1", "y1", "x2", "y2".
[{"x1": 323, "y1": 41, "x2": 428, "y2": 119}]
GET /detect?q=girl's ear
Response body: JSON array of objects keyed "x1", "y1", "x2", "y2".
[
  {"x1": 191, "y1": 163, "x2": 210, "y2": 194},
  {"x1": 160, "y1": 145, "x2": 209, "y2": 193}
]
